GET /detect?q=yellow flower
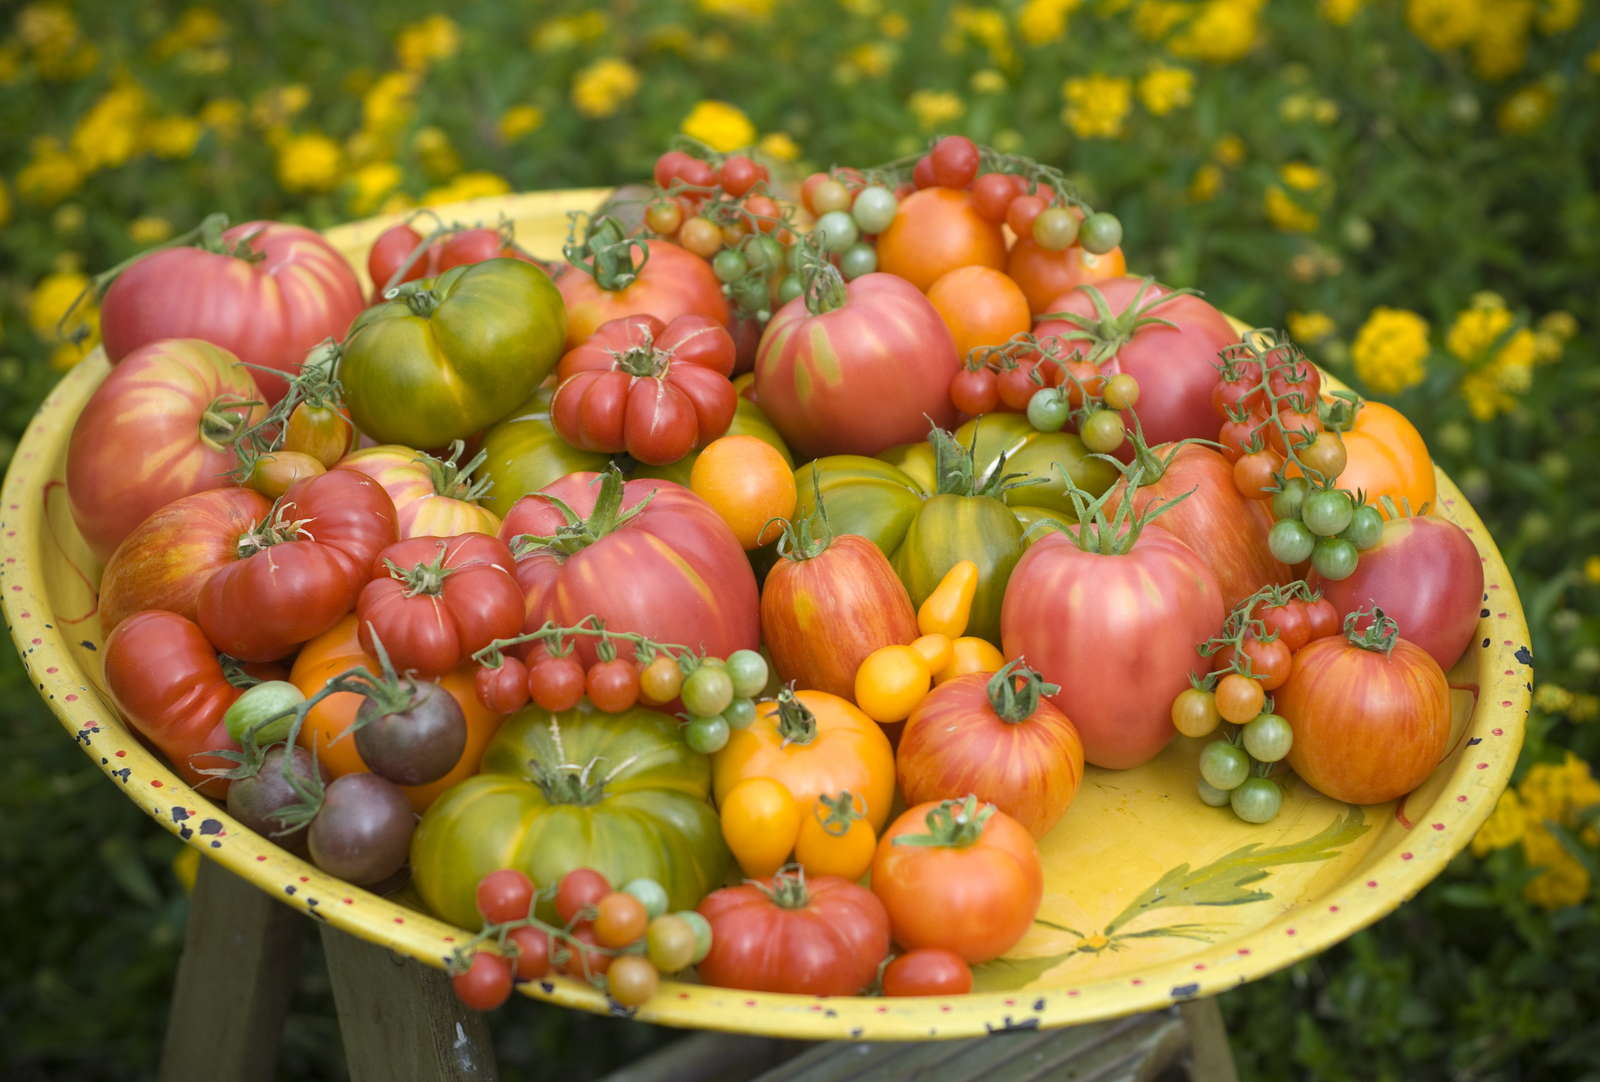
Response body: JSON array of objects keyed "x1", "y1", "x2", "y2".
[
  {"x1": 1471, "y1": 788, "x2": 1526, "y2": 855},
  {"x1": 498, "y1": 105, "x2": 545, "y2": 143},
  {"x1": 52, "y1": 203, "x2": 84, "y2": 235},
  {"x1": 1287, "y1": 310, "x2": 1336, "y2": 344},
  {"x1": 252, "y1": 83, "x2": 311, "y2": 130},
  {"x1": 909, "y1": 89, "x2": 966, "y2": 130},
  {"x1": 143, "y1": 115, "x2": 203, "y2": 159},
  {"x1": 1133, "y1": 0, "x2": 1190, "y2": 41},
  {"x1": 200, "y1": 97, "x2": 244, "y2": 139},
  {"x1": 1061, "y1": 73, "x2": 1133, "y2": 138},
  {"x1": 1137, "y1": 63, "x2": 1194, "y2": 116},
  {"x1": 1585, "y1": 556, "x2": 1600, "y2": 584},
  {"x1": 1573, "y1": 694, "x2": 1600, "y2": 724},
  {"x1": 412, "y1": 126, "x2": 461, "y2": 181},
  {"x1": 423, "y1": 171, "x2": 511, "y2": 208},
  {"x1": 276, "y1": 132, "x2": 343, "y2": 193},
  {"x1": 152, "y1": 7, "x2": 228, "y2": 60},
  {"x1": 531, "y1": 12, "x2": 610, "y2": 52},
  {"x1": 1470, "y1": 3, "x2": 1533, "y2": 81},
  {"x1": 17, "y1": 2, "x2": 98, "y2": 79},
  {"x1": 1318, "y1": 0, "x2": 1365, "y2": 24},
  {"x1": 881, "y1": 12, "x2": 911, "y2": 37},
  {"x1": 681, "y1": 100, "x2": 757, "y2": 153},
  {"x1": 571, "y1": 57, "x2": 641, "y2": 119},
  {"x1": 129, "y1": 216, "x2": 173, "y2": 245},
  {"x1": 1497, "y1": 82, "x2": 1556, "y2": 133},
  {"x1": 345, "y1": 161, "x2": 404, "y2": 217},
  {"x1": 1407, "y1": 0, "x2": 1481, "y2": 51},
  {"x1": 844, "y1": 41, "x2": 896, "y2": 79},
  {"x1": 1264, "y1": 162, "x2": 1329, "y2": 233},
  {"x1": 0, "y1": 179, "x2": 10, "y2": 228},
  {"x1": 971, "y1": 69, "x2": 1008, "y2": 94},
  {"x1": 1351, "y1": 307, "x2": 1430, "y2": 394},
  {"x1": 16, "y1": 136, "x2": 84, "y2": 206},
  {"x1": 1522, "y1": 823, "x2": 1590, "y2": 909},
  {"x1": 1539, "y1": 310, "x2": 1578, "y2": 341},
  {"x1": 757, "y1": 131, "x2": 801, "y2": 162},
  {"x1": 1536, "y1": 684, "x2": 1577, "y2": 713},
  {"x1": 363, "y1": 72, "x2": 418, "y2": 138},
  {"x1": 949, "y1": 5, "x2": 1015, "y2": 68},
  {"x1": 71, "y1": 81, "x2": 147, "y2": 172},
  {"x1": 1446, "y1": 298, "x2": 1537, "y2": 414},
  {"x1": 697, "y1": 31, "x2": 734, "y2": 62},
  {"x1": 1213, "y1": 134, "x2": 1247, "y2": 166},
  {"x1": 28, "y1": 270, "x2": 97, "y2": 362},
  {"x1": 1019, "y1": 0, "x2": 1080, "y2": 46},
  {"x1": 1168, "y1": 1, "x2": 1261, "y2": 64},
  {"x1": 697, "y1": 0, "x2": 774, "y2": 17},
  {"x1": 1537, "y1": 0, "x2": 1583, "y2": 33},
  {"x1": 395, "y1": 14, "x2": 460, "y2": 72},
  {"x1": 1188, "y1": 162, "x2": 1222, "y2": 203}
]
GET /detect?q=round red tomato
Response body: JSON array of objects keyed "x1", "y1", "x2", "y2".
[
  {"x1": 881, "y1": 949, "x2": 973, "y2": 997},
  {"x1": 101, "y1": 220, "x2": 365, "y2": 404},
  {"x1": 1001, "y1": 525, "x2": 1225, "y2": 769},
  {"x1": 67, "y1": 338, "x2": 266, "y2": 562},
  {"x1": 1277, "y1": 615, "x2": 1452, "y2": 805},
  {"x1": 367, "y1": 223, "x2": 438, "y2": 299},
  {"x1": 551, "y1": 313, "x2": 738, "y2": 465},
  {"x1": 1034, "y1": 277, "x2": 1239, "y2": 448},
  {"x1": 871, "y1": 798, "x2": 1042, "y2": 964},
  {"x1": 557, "y1": 234, "x2": 729, "y2": 350},
  {"x1": 198, "y1": 470, "x2": 399, "y2": 661},
  {"x1": 754, "y1": 272, "x2": 959, "y2": 458},
  {"x1": 499, "y1": 469, "x2": 758, "y2": 666},
  {"x1": 357, "y1": 533, "x2": 523, "y2": 676},
  {"x1": 696, "y1": 867, "x2": 891, "y2": 996}
]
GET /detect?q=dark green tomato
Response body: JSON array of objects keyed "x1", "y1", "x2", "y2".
[
  {"x1": 1341, "y1": 504, "x2": 1384, "y2": 551},
  {"x1": 712, "y1": 249, "x2": 748, "y2": 283},
  {"x1": 1079, "y1": 212, "x2": 1123, "y2": 255},
  {"x1": 1301, "y1": 488, "x2": 1354, "y2": 537},
  {"x1": 410, "y1": 702, "x2": 731, "y2": 929},
  {"x1": 474, "y1": 388, "x2": 611, "y2": 517},
  {"x1": 342, "y1": 258, "x2": 566, "y2": 448},
  {"x1": 1229, "y1": 776, "x2": 1283, "y2": 824},
  {"x1": 1268, "y1": 518, "x2": 1316, "y2": 565},
  {"x1": 1310, "y1": 536, "x2": 1359, "y2": 581},
  {"x1": 892, "y1": 493, "x2": 1024, "y2": 645},
  {"x1": 792, "y1": 456, "x2": 927, "y2": 555}
]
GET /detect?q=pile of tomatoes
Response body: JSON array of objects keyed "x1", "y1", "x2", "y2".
[{"x1": 62, "y1": 132, "x2": 1490, "y2": 1011}]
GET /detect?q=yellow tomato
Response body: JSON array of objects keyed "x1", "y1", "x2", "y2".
[
  {"x1": 917, "y1": 560, "x2": 979, "y2": 638},
  {"x1": 909, "y1": 633, "x2": 954, "y2": 675},
  {"x1": 793, "y1": 791, "x2": 877, "y2": 882},
  {"x1": 689, "y1": 435, "x2": 797, "y2": 549},
  {"x1": 719, "y1": 777, "x2": 802, "y2": 878},
  {"x1": 854, "y1": 644, "x2": 932, "y2": 724},
  {"x1": 934, "y1": 636, "x2": 1005, "y2": 685}
]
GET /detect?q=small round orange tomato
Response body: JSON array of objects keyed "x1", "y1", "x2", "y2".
[
  {"x1": 1214, "y1": 672, "x2": 1266, "y2": 725},
  {"x1": 875, "y1": 188, "x2": 1007, "y2": 292},
  {"x1": 1006, "y1": 239, "x2": 1126, "y2": 316},
  {"x1": 245, "y1": 451, "x2": 325, "y2": 499},
  {"x1": 719, "y1": 777, "x2": 802, "y2": 878},
  {"x1": 793, "y1": 791, "x2": 876, "y2": 881},
  {"x1": 283, "y1": 401, "x2": 355, "y2": 467},
  {"x1": 854, "y1": 644, "x2": 932, "y2": 724},
  {"x1": 689, "y1": 435, "x2": 797, "y2": 549},
  {"x1": 934, "y1": 637, "x2": 1004, "y2": 684},
  {"x1": 926, "y1": 266, "x2": 1031, "y2": 362}
]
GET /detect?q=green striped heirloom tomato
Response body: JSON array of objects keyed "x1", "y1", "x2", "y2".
[
  {"x1": 754, "y1": 270, "x2": 960, "y2": 459},
  {"x1": 411, "y1": 703, "x2": 731, "y2": 928},
  {"x1": 67, "y1": 338, "x2": 266, "y2": 562},
  {"x1": 101, "y1": 219, "x2": 365, "y2": 405},
  {"x1": 340, "y1": 258, "x2": 566, "y2": 448},
  {"x1": 1001, "y1": 524, "x2": 1225, "y2": 769}
]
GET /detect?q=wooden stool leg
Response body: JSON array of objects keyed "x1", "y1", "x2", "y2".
[
  {"x1": 158, "y1": 858, "x2": 306, "y2": 1082},
  {"x1": 1178, "y1": 998, "x2": 1240, "y2": 1082},
  {"x1": 319, "y1": 923, "x2": 499, "y2": 1082}
]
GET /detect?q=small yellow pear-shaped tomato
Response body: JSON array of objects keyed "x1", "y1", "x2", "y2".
[
  {"x1": 934, "y1": 636, "x2": 1004, "y2": 685},
  {"x1": 917, "y1": 560, "x2": 979, "y2": 638},
  {"x1": 794, "y1": 791, "x2": 877, "y2": 882},
  {"x1": 909, "y1": 633, "x2": 954, "y2": 675},
  {"x1": 855, "y1": 644, "x2": 933, "y2": 724},
  {"x1": 719, "y1": 777, "x2": 802, "y2": 878}
]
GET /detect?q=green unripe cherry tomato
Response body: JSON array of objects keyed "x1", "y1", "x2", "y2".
[
  {"x1": 676, "y1": 910, "x2": 713, "y2": 964},
  {"x1": 622, "y1": 878, "x2": 670, "y2": 919},
  {"x1": 1026, "y1": 388, "x2": 1070, "y2": 432},
  {"x1": 724, "y1": 650, "x2": 769, "y2": 698},
  {"x1": 1311, "y1": 536, "x2": 1359, "y2": 580},
  {"x1": 712, "y1": 248, "x2": 748, "y2": 283},
  {"x1": 1301, "y1": 488, "x2": 1354, "y2": 537},
  {"x1": 1268, "y1": 518, "x2": 1316, "y2": 564},
  {"x1": 223, "y1": 680, "x2": 305, "y2": 746},
  {"x1": 1270, "y1": 477, "x2": 1309, "y2": 521},
  {"x1": 1230, "y1": 777, "x2": 1283, "y2": 824},
  {"x1": 812, "y1": 210, "x2": 860, "y2": 254},
  {"x1": 644, "y1": 914, "x2": 697, "y2": 972},
  {"x1": 684, "y1": 714, "x2": 730, "y2": 755},
  {"x1": 682, "y1": 665, "x2": 735, "y2": 717},
  {"x1": 1101, "y1": 373, "x2": 1139, "y2": 410},
  {"x1": 851, "y1": 185, "x2": 899, "y2": 234},
  {"x1": 742, "y1": 234, "x2": 784, "y2": 275},
  {"x1": 1079, "y1": 410, "x2": 1126, "y2": 454},
  {"x1": 777, "y1": 275, "x2": 803, "y2": 305},
  {"x1": 1197, "y1": 778, "x2": 1233, "y2": 807},
  {"x1": 1242, "y1": 713, "x2": 1294, "y2": 763},
  {"x1": 1079, "y1": 211, "x2": 1123, "y2": 255},
  {"x1": 1031, "y1": 207, "x2": 1080, "y2": 251},
  {"x1": 1342, "y1": 504, "x2": 1384, "y2": 551},
  {"x1": 1199, "y1": 741, "x2": 1251, "y2": 791},
  {"x1": 721, "y1": 698, "x2": 758, "y2": 730},
  {"x1": 839, "y1": 242, "x2": 877, "y2": 280}
]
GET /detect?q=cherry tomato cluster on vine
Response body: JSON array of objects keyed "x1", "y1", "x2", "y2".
[
  {"x1": 450, "y1": 865, "x2": 713, "y2": 1012},
  {"x1": 366, "y1": 220, "x2": 534, "y2": 302}
]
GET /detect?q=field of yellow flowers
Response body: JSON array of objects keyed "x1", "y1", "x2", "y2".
[{"x1": 2, "y1": 2, "x2": 1598, "y2": 1080}]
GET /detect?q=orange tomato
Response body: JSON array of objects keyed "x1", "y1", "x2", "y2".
[
  {"x1": 875, "y1": 188, "x2": 1007, "y2": 292},
  {"x1": 793, "y1": 792, "x2": 877, "y2": 881},
  {"x1": 712, "y1": 689, "x2": 896, "y2": 833},
  {"x1": 289, "y1": 614, "x2": 506, "y2": 812},
  {"x1": 1006, "y1": 239, "x2": 1127, "y2": 316},
  {"x1": 934, "y1": 636, "x2": 1004, "y2": 684},
  {"x1": 689, "y1": 435, "x2": 797, "y2": 549},
  {"x1": 854, "y1": 644, "x2": 932, "y2": 724},
  {"x1": 1331, "y1": 400, "x2": 1436, "y2": 518},
  {"x1": 925, "y1": 266, "x2": 1031, "y2": 362}
]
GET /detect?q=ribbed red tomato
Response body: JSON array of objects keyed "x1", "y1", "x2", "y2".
[
  {"x1": 499, "y1": 469, "x2": 758, "y2": 666},
  {"x1": 197, "y1": 470, "x2": 398, "y2": 661},
  {"x1": 551, "y1": 312, "x2": 737, "y2": 465},
  {"x1": 101, "y1": 220, "x2": 364, "y2": 404},
  {"x1": 695, "y1": 867, "x2": 891, "y2": 996},
  {"x1": 67, "y1": 338, "x2": 266, "y2": 562},
  {"x1": 754, "y1": 271, "x2": 959, "y2": 459},
  {"x1": 1034, "y1": 277, "x2": 1238, "y2": 448},
  {"x1": 1110, "y1": 442, "x2": 1289, "y2": 610},
  {"x1": 897, "y1": 662, "x2": 1085, "y2": 838},
  {"x1": 356, "y1": 533, "x2": 523, "y2": 676},
  {"x1": 557, "y1": 235, "x2": 729, "y2": 349},
  {"x1": 1001, "y1": 525, "x2": 1224, "y2": 769}
]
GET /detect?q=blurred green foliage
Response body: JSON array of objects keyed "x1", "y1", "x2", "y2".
[{"x1": 3, "y1": 1, "x2": 1599, "y2": 1079}]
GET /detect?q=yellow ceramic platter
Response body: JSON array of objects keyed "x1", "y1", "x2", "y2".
[{"x1": 0, "y1": 189, "x2": 1531, "y2": 1040}]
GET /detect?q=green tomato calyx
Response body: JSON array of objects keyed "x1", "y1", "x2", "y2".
[
  {"x1": 986, "y1": 658, "x2": 1061, "y2": 724},
  {"x1": 892, "y1": 794, "x2": 995, "y2": 850},
  {"x1": 510, "y1": 465, "x2": 656, "y2": 559},
  {"x1": 1343, "y1": 604, "x2": 1401, "y2": 658},
  {"x1": 1035, "y1": 277, "x2": 1195, "y2": 367},
  {"x1": 773, "y1": 686, "x2": 819, "y2": 747},
  {"x1": 755, "y1": 864, "x2": 814, "y2": 909},
  {"x1": 418, "y1": 441, "x2": 495, "y2": 504},
  {"x1": 564, "y1": 214, "x2": 651, "y2": 293}
]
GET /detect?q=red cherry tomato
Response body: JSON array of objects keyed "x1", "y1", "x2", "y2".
[
  {"x1": 528, "y1": 654, "x2": 586, "y2": 712},
  {"x1": 912, "y1": 155, "x2": 937, "y2": 189},
  {"x1": 882, "y1": 948, "x2": 974, "y2": 997},
  {"x1": 928, "y1": 136, "x2": 980, "y2": 189},
  {"x1": 586, "y1": 658, "x2": 641, "y2": 714},
  {"x1": 718, "y1": 155, "x2": 766, "y2": 197},
  {"x1": 1005, "y1": 193, "x2": 1049, "y2": 239},
  {"x1": 475, "y1": 657, "x2": 530, "y2": 714},
  {"x1": 556, "y1": 868, "x2": 613, "y2": 924},
  {"x1": 1302, "y1": 596, "x2": 1341, "y2": 640},
  {"x1": 476, "y1": 869, "x2": 536, "y2": 924},
  {"x1": 950, "y1": 367, "x2": 1000, "y2": 416},
  {"x1": 1259, "y1": 602, "x2": 1311, "y2": 653},
  {"x1": 970, "y1": 173, "x2": 1024, "y2": 223},
  {"x1": 452, "y1": 951, "x2": 513, "y2": 1011},
  {"x1": 508, "y1": 926, "x2": 551, "y2": 980}
]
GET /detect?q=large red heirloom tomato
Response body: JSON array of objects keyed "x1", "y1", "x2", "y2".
[
  {"x1": 67, "y1": 338, "x2": 266, "y2": 563},
  {"x1": 754, "y1": 271, "x2": 960, "y2": 459},
  {"x1": 1034, "y1": 277, "x2": 1238, "y2": 448},
  {"x1": 499, "y1": 468, "x2": 758, "y2": 666},
  {"x1": 1002, "y1": 523, "x2": 1225, "y2": 769},
  {"x1": 1277, "y1": 608, "x2": 1452, "y2": 805},
  {"x1": 100, "y1": 219, "x2": 365, "y2": 404},
  {"x1": 551, "y1": 312, "x2": 738, "y2": 465}
]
